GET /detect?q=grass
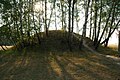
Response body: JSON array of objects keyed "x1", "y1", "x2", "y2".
[
  {"x1": 84, "y1": 36, "x2": 119, "y2": 57},
  {"x1": 97, "y1": 45, "x2": 120, "y2": 57},
  {"x1": 0, "y1": 30, "x2": 120, "y2": 80},
  {"x1": 108, "y1": 44, "x2": 118, "y2": 51},
  {"x1": 0, "y1": 49, "x2": 120, "y2": 80}
]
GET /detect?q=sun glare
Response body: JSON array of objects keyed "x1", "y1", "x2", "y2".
[{"x1": 34, "y1": 2, "x2": 43, "y2": 12}]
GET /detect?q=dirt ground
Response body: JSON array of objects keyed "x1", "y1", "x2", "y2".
[{"x1": 0, "y1": 49, "x2": 120, "y2": 80}]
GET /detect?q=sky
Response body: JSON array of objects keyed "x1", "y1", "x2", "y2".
[{"x1": 108, "y1": 30, "x2": 118, "y2": 46}]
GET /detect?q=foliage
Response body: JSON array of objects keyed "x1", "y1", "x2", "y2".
[{"x1": 0, "y1": 0, "x2": 120, "y2": 51}]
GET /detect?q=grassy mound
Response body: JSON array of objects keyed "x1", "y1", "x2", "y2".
[
  {"x1": 0, "y1": 44, "x2": 120, "y2": 80},
  {"x1": 8, "y1": 30, "x2": 119, "y2": 57},
  {"x1": 0, "y1": 31, "x2": 120, "y2": 80},
  {"x1": 14, "y1": 30, "x2": 80, "y2": 52}
]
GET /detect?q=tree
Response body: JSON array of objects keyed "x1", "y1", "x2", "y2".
[
  {"x1": 45, "y1": 0, "x2": 48, "y2": 36},
  {"x1": 94, "y1": 0, "x2": 120, "y2": 49},
  {"x1": 71, "y1": 0, "x2": 77, "y2": 33},
  {"x1": 79, "y1": 0, "x2": 90, "y2": 49},
  {"x1": 0, "y1": 0, "x2": 119, "y2": 51}
]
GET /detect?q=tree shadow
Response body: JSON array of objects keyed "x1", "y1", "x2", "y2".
[
  {"x1": 63, "y1": 53, "x2": 120, "y2": 80},
  {"x1": 0, "y1": 51, "x2": 120, "y2": 80},
  {"x1": 0, "y1": 52, "x2": 59, "y2": 80},
  {"x1": 0, "y1": 52, "x2": 75, "y2": 80},
  {"x1": 63, "y1": 57, "x2": 104, "y2": 80},
  {"x1": 51, "y1": 54, "x2": 75, "y2": 80}
]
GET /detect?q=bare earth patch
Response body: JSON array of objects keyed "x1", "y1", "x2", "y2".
[
  {"x1": 0, "y1": 46, "x2": 13, "y2": 50},
  {"x1": 0, "y1": 50, "x2": 120, "y2": 80}
]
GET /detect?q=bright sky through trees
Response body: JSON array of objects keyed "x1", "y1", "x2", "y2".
[
  {"x1": 0, "y1": 0, "x2": 119, "y2": 50},
  {"x1": 33, "y1": 1, "x2": 118, "y2": 47}
]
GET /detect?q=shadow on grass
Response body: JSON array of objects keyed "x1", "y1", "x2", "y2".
[
  {"x1": 0, "y1": 51, "x2": 120, "y2": 80},
  {"x1": 0, "y1": 51, "x2": 75, "y2": 80}
]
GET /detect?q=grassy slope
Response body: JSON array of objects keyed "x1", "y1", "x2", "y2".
[
  {"x1": 85, "y1": 37, "x2": 119, "y2": 57},
  {"x1": 0, "y1": 30, "x2": 120, "y2": 80}
]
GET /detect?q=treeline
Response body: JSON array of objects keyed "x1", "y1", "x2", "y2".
[{"x1": 0, "y1": 0, "x2": 120, "y2": 51}]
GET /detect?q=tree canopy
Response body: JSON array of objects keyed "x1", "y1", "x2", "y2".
[{"x1": 0, "y1": 0, "x2": 120, "y2": 50}]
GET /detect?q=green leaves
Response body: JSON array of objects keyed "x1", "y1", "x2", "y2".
[{"x1": 0, "y1": 0, "x2": 12, "y2": 10}]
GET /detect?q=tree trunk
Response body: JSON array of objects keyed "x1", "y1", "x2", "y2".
[
  {"x1": 101, "y1": 20, "x2": 120, "y2": 46},
  {"x1": 45, "y1": 0, "x2": 48, "y2": 37},
  {"x1": 74, "y1": 1, "x2": 80, "y2": 33},
  {"x1": 89, "y1": 0, "x2": 93, "y2": 39},
  {"x1": 19, "y1": 0, "x2": 23, "y2": 40},
  {"x1": 102, "y1": 1, "x2": 116, "y2": 47},
  {"x1": 118, "y1": 31, "x2": 120, "y2": 53},
  {"x1": 48, "y1": 5, "x2": 54, "y2": 29},
  {"x1": 93, "y1": 0, "x2": 98, "y2": 45},
  {"x1": 71, "y1": 0, "x2": 77, "y2": 33},
  {"x1": 79, "y1": 0, "x2": 90, "y2": 49},
  {"x1": 95, "y1": 0, "x2": 102, "y2": 46},
  {"x1": 60, "y1": 0, "x2": 64, "y2": 30},
  {"x1": 95, "y1": 3, "x2": 114, "y2": 49},
  {"x1": 68, "y1": 0, "x2": 72, "y2": 51}
]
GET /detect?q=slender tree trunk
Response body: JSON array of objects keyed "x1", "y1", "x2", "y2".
[
  {"x1": 71, "y1": 0, "x2": 76, "y2": 33},
  {"x1": 75, "y1": 2, "x2": 79, "y2": 33},
  {"x1": 93, "y1": 0, "x2": 98, "y2": 45},
  {"x1": 83, "y1": 0, "x2": 90, "y2": 37},
  {"x1": 79, "y1": 0, "x2": 90, "y2": 49},
  {"x1": 101, "y1": 20, "x2": 120, "y2": 45},
  {"x1": 118, "y1": 31, "x2": 120, "y2": 53},
  {"x1": 19, "y1": 0, "x2": 24, "y2": 48},
  {"x1": 64, "y1": 7, "x2": 67, "y2": 31},
  {"x1": 45, "y1": 0, "x2": 48, "y2": 36},
  {"x1": 68, "y1": 0, "x2": 72, "y2": 51},
  {"x1": 95, "y1": 2, "x2": 114, "y2": 49},
  {"x1": 32, "y1": 0, "x2": 41, "y2": 45},
  {"x1": 48, "y1": 4, "x2": 54, "y2": 29},
  {"x1": 27, "y1": 0, "x2": 31, "y2": 43},
  {"x1": 95, "y1": 0, "x2": 102, "y2": 45},
  {"x1": 103, "y1": 1, "x2": 116, "y2": 47},
  {"x1": 55, "y1": 7, "x2": 57, "y2": 30},
  {"x1": 60, "y1": 0, "x2": 64, "y2": 30},
  {"x1": 19, "y1": 0, "x2": 23, "y2": 40},
  {"x1": 89, "y1": 0, "x2": 93, "y2": 39}
]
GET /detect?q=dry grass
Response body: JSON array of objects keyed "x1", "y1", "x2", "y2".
[
  {"x1": 0, "y1": 50, "x2": 120, "y2": 80},
  {"x1": 108, "y1": 44, "x2": 118, "y2": 51},
  {"x1": 0, "y1": 30, "x2": 120, "y2": 80},
  {"x1": 97, "y1": 45, "x2": 120, "y2": 57}
]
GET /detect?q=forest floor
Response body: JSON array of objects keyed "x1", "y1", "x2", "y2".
[{"x1": 0, "y1": 48, "x2": 120, "y2": 80}]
